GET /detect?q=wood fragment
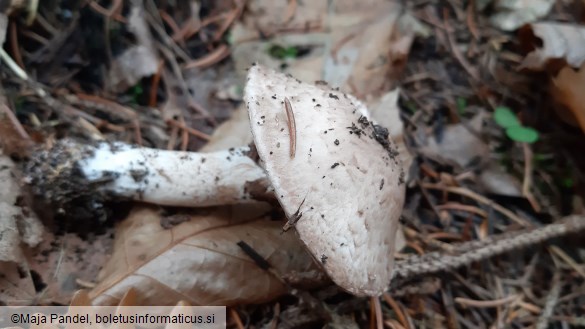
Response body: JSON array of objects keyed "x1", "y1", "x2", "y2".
[
  {"x1": 392, "y1": 215, "x2": 585, "y2": 281},
  {"x1": 284, "y1": 97, "x2": 296, "y2": 158},
  {"x1": 455, "y1": 294, "x2": 518, "y2": 308},
  {"x1": 236, "y1": 240, "x2": 271, "y2": 270}
]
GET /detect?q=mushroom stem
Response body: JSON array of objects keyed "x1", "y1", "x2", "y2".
[{"x1": 25, "y1": 139, "x2": 271, "y2": 214}]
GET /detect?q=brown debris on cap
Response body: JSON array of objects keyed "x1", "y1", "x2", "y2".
[{"x1": 244, "y1": 64, "x2": 405, "y2": 296}]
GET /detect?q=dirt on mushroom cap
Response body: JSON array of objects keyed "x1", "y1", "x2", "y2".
[{"x1": 244, "y1": 64, "x2": 406, "y2": 296}]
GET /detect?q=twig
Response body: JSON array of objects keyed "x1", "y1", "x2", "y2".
[
  {"x1": 9, "y1": 21, "x2": 24, "y2": 69},
  {"x1": 213, "y1": 0, "x2": 245, "y2": 41},
  {"x1": 0, "y1": 47, "x2": 29, "y2": 81},
  {"x1": 371, "y1": 297, "x2": 383, "y2": 329},
  {"x1": 549, "y1": 246, "x2": 585, "y2": 279},
  {"x1": 455, "y1": 294, "x2": 518, "y2": 308},
  {"x1": 536, "y1": 272, "x2": 561, "y2": 329},
  {"x1": 422, "y1": 183, "x2": 531, "y2": 227},
  {"x1": 167, "y1": 118, "x2": 211, "y2": 141},
  {"x1": 466, "y1": 2, "x2": 479, "y2": 40},
  {"x1": 25, "y1": 0, "x2": 39, "y2": 25},
  {"x1": 443, "y1": 9, "x2": 479, "y2": 81},
  {"x1": 149, "y1": 60, "x2": 165, "y2": 107},
  {"x1": 383, "y1": 293, "x2": 410, "y2": 329},
  {"x1": 522, "y1": 143, "x2": 541, "y2": 212},
  {"x1": 89, "y1": 0, "x2": 126, "y2": 23},
  {"x1": 270, "y1": 303, "x2": 280, "y2": 329},
  {"x1": 159, "y1": 10, "x2": 184, "y2": 44},
  {"x1": 436, "y1": 202, "x2": 488, "y2": 219},
  {"x1": 229, "y1": 308, "x2": 245, "y2": 329},
  {"x1": 0, "y1": 104, "x2": 30, "y2": 140},
  {"x1": 183, "y1": 44, "x2": 230, "y2": 69}
]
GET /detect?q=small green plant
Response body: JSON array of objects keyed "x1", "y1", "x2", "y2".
[
  {"x1": 494, "y1": 106, "x2": 539, "y2": 143},
  {"x1": 456, "y1": 97, "x2": 467, "y2": 114},
  {"x1": 267, "y1": 44, "x2": 299, "y2": 60},
  {"x1": 129, "y1": 84, "x2": 144, "y2": 106}
]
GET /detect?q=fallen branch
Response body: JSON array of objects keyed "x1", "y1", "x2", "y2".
[{"x1": 392, "y1": 215, "x2": 585, "y2": 281}]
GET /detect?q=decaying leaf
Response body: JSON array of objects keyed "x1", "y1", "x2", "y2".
[
  {"x1": 517, "y1": 22, "x2": 585, "y2": 132},
  {"x1": 550, "y1": 62, "x2": 585, "y2": 133},
  {"x1": 0, "y1": 262, "x2": 36, "y2": 305},
  {"x1": 0, "y1": 151, "x2": 43, "y2": 261},
  {"x1": 108, "y1": 3, "x2": 159, "y2": 92},
  {"x1": 519, "y1": 23, "x2": 585, "y2": 70},
  {"x1": 487, "y1": 0, "x2": 554, "y2": 31},
  {"x1": 89, "y1": 205, "x2": 325, "y2": 306},
  {"x1": 27, "y1": 230, "x2": 114, "y2": 305},
  {"x1": 231, "y1": 0, "x2": 423, "y2": 98},
  {"x1": 0, "y1": 150, "x2": 43, "y2": 305}
]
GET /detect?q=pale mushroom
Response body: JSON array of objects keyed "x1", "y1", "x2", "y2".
[
  {"x1": 244, "y1": 64, "x2": 405, "y2": 296},
  {"x1": 25, "y1": 64, "x2": 406, "y2": 296}
]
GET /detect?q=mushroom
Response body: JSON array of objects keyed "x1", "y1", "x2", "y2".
[
  {"x1": 25, "y1": 64, "x2": 405, "y2": 296},
  {"x1": 25, "y1": 140, "x2": 272, "y2": 219},
  {"x1": 244, "y1": 64, "x2": 405, "y2": 296}
]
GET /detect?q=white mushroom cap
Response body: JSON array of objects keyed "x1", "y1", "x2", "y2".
[{"x1": 244, "y1": 64, "x2": 406, "y2": 296}]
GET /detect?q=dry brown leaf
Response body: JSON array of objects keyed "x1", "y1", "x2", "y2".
[
  {"x1": 0, "y1": 150, "x2": 43, "y2": 261},
  {"x1": 27, "y1": 230, "x2": 114, "y2": 305},
  {"x1": 488, "y1": 0, "x2": 554, "y2": 31},
  {"x1": 239, "y1": 0, "x2": 328, "y2": 36},
  {"x1": 0, "y1": 144, "x2": 113, "y2": 305},
  {"x1": 520, "y1": 23, "x2": 585, "y2": 70},
  {"x1": 0, "y1": 150, "x2": 43, "y2": 305},
  {"x1": 108, "y1": 3, "x2": 159, "y2": 92},
  {"x1": 324, "y1": 2, "x2": 415, "y2": 98},
  {"x1": 232, "y1": 0, "x2": 423, "y2": 98},
  {"x1": 0, "y1": 262, "x2": 36, "y2": 305},
  {"x1": 550, "y1": 62, "x2": 585, "y2": 133},
  {"x1": 89, "y1": 205, "x2": 324, "y2": 306}
]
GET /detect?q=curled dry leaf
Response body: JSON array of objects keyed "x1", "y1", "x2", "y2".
[
  {"x1": 550, "y1": 62, "x2": 585, "y2": 133},
  {"x1": 89, "y1": 205, "x2": 325, "y2": 306},
  {"x1": 519, "y1": 23, "x2": 585, "y2": 133},
  {"x1": 519, "y1": 23, "x2": 585, "y2": 70}
]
